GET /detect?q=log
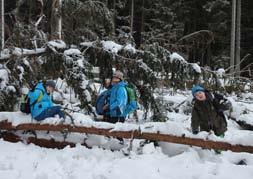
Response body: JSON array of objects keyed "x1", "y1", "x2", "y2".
[
  {"x1": 234, "y1": 120, "x2": 253, "y2": 131},
  {"x1": 229, "y1": 117, "x2": 253, "y2": 131},
  {"x1": 0, "y1": 131, "x2": 90, "y2": 149},
  {"x1": 1, "y1": 120, "x2": 253, "y2": 153}
]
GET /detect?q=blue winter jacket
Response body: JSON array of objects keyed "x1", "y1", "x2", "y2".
[
  {"x1": 124, "y1": 100, "x2": 137, "y2": 118},
  {"x1": 109, "y1": 81, "x2": 128, "y2": 118},
  {"x1": 28, "y1": 82, "x2": 53, "y2": 118}
]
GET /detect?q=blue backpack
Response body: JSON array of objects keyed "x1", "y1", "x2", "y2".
[{"x1": 95, "y1": 90, "x2": 109, "y2": 115}]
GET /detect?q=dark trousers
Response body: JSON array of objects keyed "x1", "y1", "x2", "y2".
[
  {"x1": 107, "y1": 117, "x2": 125, "y2": 142},
  {"x1": 107, "y1": 117, "x2": 125, "y2": 124},
  {"x1": 34, "y1": 106, "x2": 65, "y2": 121}
]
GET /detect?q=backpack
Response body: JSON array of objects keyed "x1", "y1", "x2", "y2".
[
  {"x1": 20, "y1": 94, "x2": 31, "y2": 114},
  {"x1": 125, "y1": 85, "x2": 137, "y2": 114},
  {"x1": 20, "y1": 84, "x2": 44, "y2": 114},
  {"x1": 205, "y1": 91, "x2": 228, "y2": 129},
  {"x1": 95, "y1": 85, "x2": 137, "y2": 116},
  {"x1": 95, "y1": 90, "x2": 109, "y2": 115}
]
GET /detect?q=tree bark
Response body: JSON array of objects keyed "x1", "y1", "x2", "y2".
[
  {"x1": 130, "y1": 0, "x2": 134, "y2": 35},
  {"x1": 112, "y1": 0, "x2": 116, "y2": 34},
  {"x1": 1, "y1": 0, "x2": 4, "y2": 51},
  {"x1": 0, "y1": 131, "x2": 90, "y2": 149},
  {"x1": 1, "y1": 120, "x2": 253, "y2": 153},
  {"x1": 235, "y1": 0, "x2": 241, "y2": 76},
  {"x1": 51, "y1": 0, "x2": 62, "y2": 40},
  {"x1": 230, "y1": 0, "x2": 236, "y2": 74}
]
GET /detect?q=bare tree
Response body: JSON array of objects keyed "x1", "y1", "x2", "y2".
[
  {"x1": 51, "y1": 0, "x2": 62, "y2": 39},
  {"x1": 130, "y1": 0, "x2": 134, "y2": 35},
  {"x1": 230, "y1": 0, "x2": 236, "y2": 74},
  {"x1": 1, "y1": 0, "x2": 4, "y2": 51},
  {"x1": 235, "y1": 0, "x2": 241, "y2": 76}
]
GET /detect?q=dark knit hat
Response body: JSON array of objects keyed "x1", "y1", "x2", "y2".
[{"x1": 46, "y1": 80, "x2": 56, "y2": 89}]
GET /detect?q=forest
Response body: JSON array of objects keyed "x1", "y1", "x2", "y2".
[
  {"x1": 0, "y1": 0, "x2": 252, "y2": 120},
  {"x1": 0, "y1": 1, "x2": 253, "y2": 178}
]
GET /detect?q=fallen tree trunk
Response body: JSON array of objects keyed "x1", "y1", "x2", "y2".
[
  {"x1": 1, "y1": 120, "x2": 253, "y2": 153},
  {"x1": 229, "y1": 117, "x2": 253, "y2": 131},
  {"x1": 0, "y1": 131, "x2": 90, "y2": 149}
]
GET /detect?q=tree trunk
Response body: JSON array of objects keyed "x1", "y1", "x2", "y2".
[
  {"x1": 230, "y1": 0, "x2": 236, "y2": 74},
  {"x1": 1, "y1": 120, "x2": 253, "y2": 153},
  {"x1": 112, "y1": 0, "x2": 116, "y2": 34},
  {"x1": 235, "y1": 0, "x2": 241, "y2": 76},
  {"x1": 140, "y1": 0, "x2": 145, "y2": 45},
  {"x1": 133, "y1": 0, "x2": 144, "y2": 47},
  {"x1": 130, "y1": 0, "x2": 134, "y2": 35},
  {"x1": 51, "y1": 0, "x2": 62, "y2": 40},
  {"x1": 1, "y1": 0, "x2": 4, "y2": 51}
]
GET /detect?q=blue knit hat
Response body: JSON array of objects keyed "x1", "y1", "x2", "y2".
[{"x1": 191, "y1": 85, "x2": 205, "y2": 97}]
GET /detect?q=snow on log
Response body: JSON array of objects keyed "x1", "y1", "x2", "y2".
[
  {"x1": 0, "y1": 48, "x2": 46, "y2": 60},
  {"x1": 1, "y1": 120, "x2": 253, "y2": 153},
  {"x1": 0, "y1": 131, "x2": 90, "y2": 149}
]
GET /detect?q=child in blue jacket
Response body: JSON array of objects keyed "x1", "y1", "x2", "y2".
[
  {"x1": 103, "y1": 70, "x2": 128, "y2": 123},
  {"x1": 28, "y1": 80, "x2": 65, "y2": 121}
]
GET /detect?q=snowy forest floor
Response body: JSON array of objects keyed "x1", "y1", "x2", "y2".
[
  {"x1": 0, "y1": 84, "x2": 253, "y2": 179},
  {"x1": 0, "y1": 139, "x2": 253, "y2": 179}
]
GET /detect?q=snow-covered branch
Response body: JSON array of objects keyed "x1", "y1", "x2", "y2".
[{"x1": 0, "y1": 48, "x2": 46, "y2": 60}]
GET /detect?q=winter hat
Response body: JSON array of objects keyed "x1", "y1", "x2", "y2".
[
  {"x1": 46, "y1": 80, "x2": 56, "y2": 89},
  {"x1": 113, "y1": 70, "x2": 124, "y2": 80},
  {"x1": 191, "y1": 85, "x2": 205, "y2": 97}
]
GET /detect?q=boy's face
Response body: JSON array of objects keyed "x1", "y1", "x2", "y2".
[
  {"x1": 111, "y1": 77, "x2": 120, "y2": 84},
  {"x1": 195, "y1": 91, "x2": 206, "y2": 101},
  {"x1": 46, "y1": 86, "x2": 54, "y2": 94}
]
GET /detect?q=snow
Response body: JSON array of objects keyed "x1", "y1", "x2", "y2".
[
  {"x1": 48, "y1": 40, "x2": 67, "y2": 49},
  {"x1": 0, "y1": 69, "x2": 8, "y2": 89},
  {"x1": 21, "y1": 87, "x2": 29, "y2": 95},
  {"x1": 227, "y1": 96, "x2": 253, "y2": 126},
  {"x1": 6, "y1": 85, "x2": 16, "y2": 93},
  {"x1": 192, "y1": 63, "x2": 202, "y2": 73},
  {"x1": 244, "y1": 83, "x2": 251, "y2": 91},
  {"x1": 17, "y1": 65, "x2": 24, "y2": 81},
  {"x1": 124, "y1": 44, "x2": 136, "y2": 53},
  {"x1": 0, "y1": 48, "x2": 46, "y2": 60},
  {"x1": 77, "y1": 59, "x2": 84, "y2": 68},
  {"x1": 84, "y1": 89, "x2": 92, "y2": 102},
  {"x1": 64, "y1": 49, "x2": 81, "y2": 56},
  {"x1": 15, "y1": 48, "x2": 46, "y2": 56},
  {"x1": 163, "y1": 92, "x2": 188, "y2": 104},
  {"x1": 169, "y1": 53, "x2": 202, "y2": 74},
  {"x1": 1, "y1": 87, "x2": 253, "y2": 178},
  {"x1": 217, "y1": 68, "x2": 225, "y2": 76},
  {"x1": 0, "y1": 49, "x2": 11, "y2": 59},
  {"x1": 101, "y1": 41, "x2": 123, "y2": 54},
  {"x1": 234, "y1": 107, "x2": 253, "y2": 126},
  {"x1": 0, "y1": 140, "x2": 253, "y2": 179},
  {"x1": 1, "y1": 110, "x2": 253, "y2": 147},
  {"x1": 80, "y1": 41, "x2": 94, "y2": 47},
  {"x1": 170, "y1": 52, "x2": 187, "y2": 63}
]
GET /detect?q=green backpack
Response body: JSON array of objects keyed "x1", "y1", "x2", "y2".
[
  {"x1": 125, "y1": 86, "x2": 136, "y2": 103},
  {"x1": 125, "y1": 85, "x2": 137, "y2": 114}
]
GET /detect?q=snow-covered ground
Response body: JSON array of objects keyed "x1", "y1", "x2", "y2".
[
  {"x1": 1, "y1": 76, "x2": 253, "y2": 179},
  {"x1": 0, "y1": 139, "x2": 253, "y2": 179}
]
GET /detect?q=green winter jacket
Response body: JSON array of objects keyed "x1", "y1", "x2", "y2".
[{"x1": 191, "y1": 92, "x2": 227, "y2": 136}]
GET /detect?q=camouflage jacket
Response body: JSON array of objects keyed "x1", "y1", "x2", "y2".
[{"x1": 191, "y1": 91, "x2": 229, "y2": 136}]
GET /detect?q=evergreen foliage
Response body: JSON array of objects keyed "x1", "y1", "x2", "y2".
[{"x1": 0, "y1": 0, "x2": 252, "y2": 121}]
